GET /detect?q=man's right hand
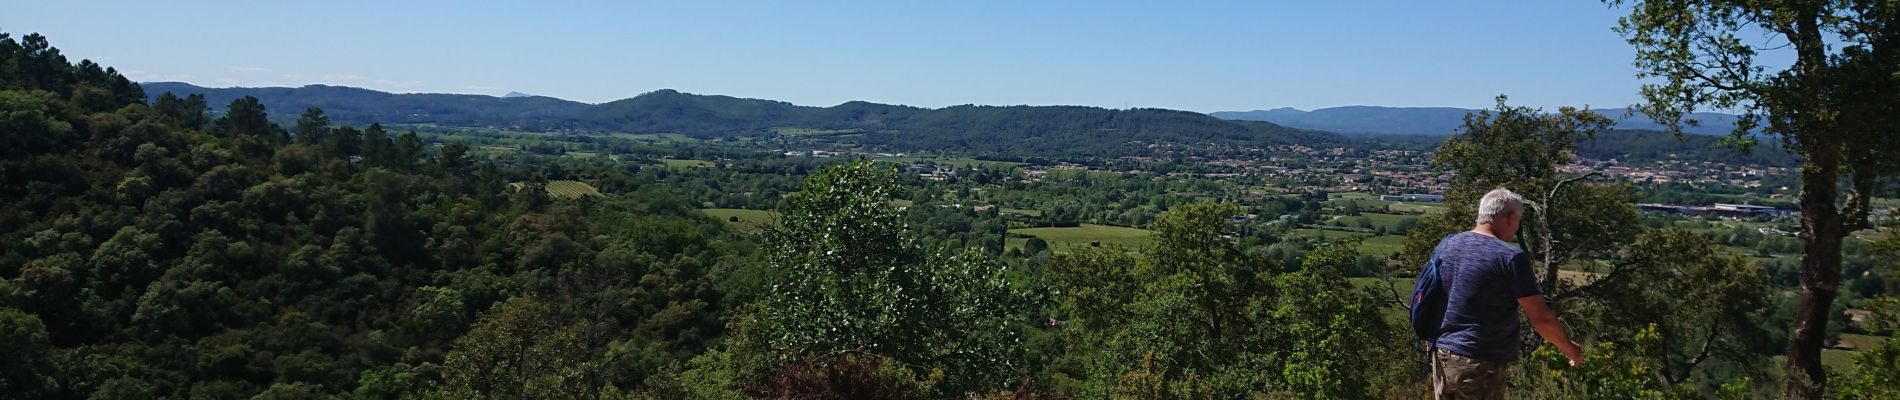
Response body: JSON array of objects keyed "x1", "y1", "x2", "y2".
[
  {"x1": 1561, "y1": 341, "x2": 1584, "y2": 367},
  {"x1": 1519, "y1": 295, "x2": 1584, "y2": 367}
]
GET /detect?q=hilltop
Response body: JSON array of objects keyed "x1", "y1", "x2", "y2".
[{"x1": 141, "y1": 82, "x2": 1345, "y2": 158}]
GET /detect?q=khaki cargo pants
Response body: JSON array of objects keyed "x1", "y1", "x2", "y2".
[{"x1": 1432, "y1": 348, "x2": 1509, "y2": 400}]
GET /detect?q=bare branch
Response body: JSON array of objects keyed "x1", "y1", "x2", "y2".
[
  {"x1": 1530, "y1": 171, "x2": 1603, "y2": 295},
  {"x1": 1841, "y1": 166, "x2": 1876, "y2": 233},
  {"x1": 1682, "y1": 324, "x2": 1722, "y2": 381}
]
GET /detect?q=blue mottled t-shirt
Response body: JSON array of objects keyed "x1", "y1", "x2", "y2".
[{"x1": 1431, "y1": 231, "x2": 1539, "y2": 361}]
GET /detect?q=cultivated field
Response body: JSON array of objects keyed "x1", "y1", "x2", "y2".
[
  {"x1": 661, "y1": 159, "x2": 717, "y2": 168},
  {"x1": 604, "y1": 132, "x2": 692, "y2": 142},
  {"x1": 1327, "y1": 212, "x2": 1417, "y2": 231},
  {"x1": 702, "y1": 208, "x2": 776, "y2": 234},
  {"x1": 545, "y1": 180, "x2": 604, "y2": 199},
  {"x1": 1325, "y1": 191, "x2": 1447, "y2": 215},
  {"x1": 1291, "y1": 228, "x2": 1408, "y2": 257},
  {"x1": 1008, "y1": 224, "x2": 1152, "y2": 253},
  {"x1": 1387, "y1": 202, "x2": 1448, "y2": 214}
]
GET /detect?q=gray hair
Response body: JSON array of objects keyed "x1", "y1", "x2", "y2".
[{"x1": 1475, "y1": 188, "x2": 1524, "y2": 225}]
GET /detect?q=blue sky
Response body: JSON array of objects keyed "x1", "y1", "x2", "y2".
[{"x1": 7, "y1": 1, "x2": 1656, "y2": 112}]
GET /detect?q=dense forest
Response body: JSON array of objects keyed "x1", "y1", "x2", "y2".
[
  {"x1": 3, "y1": 32, "x2": 745, "y2": 398},
  {"x1": 136, "y1": 82, "x2": 590, "y2": 131},
  {"x1": 1576, "y1": 130, "x2": 1800, "y2": 167}
]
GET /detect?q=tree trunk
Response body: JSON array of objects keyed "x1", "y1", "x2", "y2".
[{"x1": 1785, "y1": 146, "x2": 1844, "y2": 400}]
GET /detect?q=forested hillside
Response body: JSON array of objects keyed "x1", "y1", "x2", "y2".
[
  {"x1": 3, "y1": 33, "x2": 743, "y2": 398},
  {"x1": 138, "y1": 82, "x2": 591, "y2": 131},
  {"x1": 146, "y1": 82, "x2": 1786, "y2": 167},
  {"x1": 142, "y1": 82, "x2": 1342, "y2": 158},
  {"x1": 1578, "y1": 130, "x2": 1799, "y2": 167}
]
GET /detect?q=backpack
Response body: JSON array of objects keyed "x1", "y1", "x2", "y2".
[{"x1": 1409, "y1": 248, "x2": 1448, "y2": 347}]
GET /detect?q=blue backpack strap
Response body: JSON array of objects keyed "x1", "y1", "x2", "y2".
[{"x1": 1410, "y1": 233, "x2": 1457, "y2": 352}]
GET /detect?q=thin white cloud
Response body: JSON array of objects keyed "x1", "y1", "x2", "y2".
[
  {"x1": 228, "y1": 65, "x2": 271, "y2": 73},
  {"x1": 280, "y1": 73, "x2": 310, "y2": 80}
]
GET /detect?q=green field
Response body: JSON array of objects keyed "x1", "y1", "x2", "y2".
[
  {"x1": 1293, "y1": 229, "x2": 1408, "y2": 257},
  {"x1": 1008, "y1": 224, "x2": 1152, "y2": 253},
  {"x1": 1327, "y1": 212, "x2": 1417, "y2": 231},
  {"x1": 545, "y1": 180, "x2": 603, "y2": 199},
  {"x1": 602, "y1": 132, "x2": 692, "y2": 142},
  {"x1": 1328, "y1": 192, "x2": 1387, "y2": 201},
  {"x1": 1294, "y1": 228, "x2": 1372, "y2": 239},
  {"x1": 1838, "y1": 334, "x2": 1890, "y2": 352},
  {"x1": 661, "y1": 159, "x2": 716, "y2": 168},
  {"x1": 701, "y1": 208, "x2": 777, "y2": 234},
  {"x1": 1772, "y1": 350, "x2": 1863, "y2": 377},
  {"x1": 476, "y1": 145, "x2": 519, "y2": 155},
  {"x1": 1360, "y1": 235, "x2": 1409, "y2": 257},
  {"x1": 1325, "y1": 192, "x2": 1448, "y2": 215},
  {"x1": 1825, "y1": 349, "x2": 1860, "y2": 373},
  {"x1": 1324, "y1": 192, "x2": 1392, "y2": 208},
  {"x1": 1387, "y1": 202, "x2": 1448, "y2": 214}
]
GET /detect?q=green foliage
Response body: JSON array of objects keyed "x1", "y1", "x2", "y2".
[
  {"x1": 0, "y1": 31, "x2": 742, "y2": 399},
  {"x1": 1044, "y1": 200, "x2": 1402, "y2": 399},
  {"x1": 0, "y1": 32, "x2": 144, "y2": 107},
  {"x1": 736, "y1": 160, "x2": 1030, "y2": 393},
  {"x1": 443, "y1": 297, "x2": 591, "y2": 399},
  {"x1": 1520, "y1": 326, "x2": 1672, "y2": 399},
  {"x1": 755, "y1": 354, "x2": 944, "y2": 400},
  {"x1": 1571, "y1": 230, "x2": 1773, "y2": 384},
  {"x1": 1835, "y1": 337, "x2": 1900, "y2": 400},
  {"x1": 1271, "y1": 241, "x2": 1396, "y2": 398},
  {"x1": 0, "y1": 308, "x2": 55, "y2": 397},
  {"x1": 1837, "y1": 222, "x2": 1900, "y2": 399}
]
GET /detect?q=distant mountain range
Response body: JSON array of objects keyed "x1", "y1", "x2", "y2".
[
  {"x1": 140, "y1": 82, "x2": 1343, "y2": 158},
  {"x1": 1210, "y1": 106, "x2": 1748, "y2": 136}
]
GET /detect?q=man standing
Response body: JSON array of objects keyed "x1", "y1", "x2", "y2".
[{"x1": 1430, "y1": 188, "x2": 1583, "y2": 399}]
